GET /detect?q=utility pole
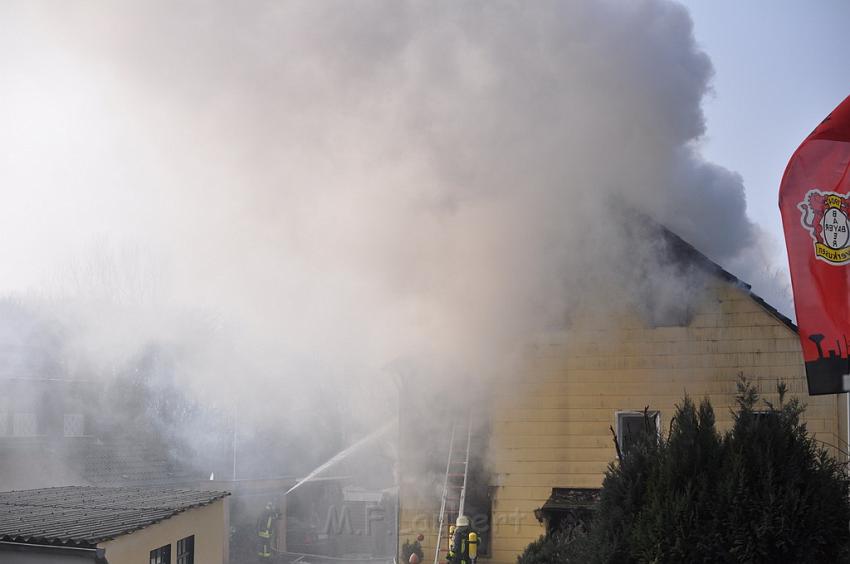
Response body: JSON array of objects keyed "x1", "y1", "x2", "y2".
[{"x1": 232, "y1": 404, "x2": 238, "y2": 481}]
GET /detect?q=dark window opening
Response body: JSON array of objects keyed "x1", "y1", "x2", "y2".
[
  {"x1": 150, "y1": 543, "x2": 171, "y2": 564},
  {"x1": 177, "y1": 535, "x2": 194, "y2": 564},
  {"x1": 617, "y1": 411, "x2": 659, "y2": 454},
  {"x1": 645, "y1": 301, "x2": 693, "y2": 328},
  {"x1": 462, "y1": 483, "x2": 492, "y2": 557}
]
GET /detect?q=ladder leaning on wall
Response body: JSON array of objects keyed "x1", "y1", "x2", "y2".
[{"x1": 433, "y1": 417, "x2": 472, "y2": 564}]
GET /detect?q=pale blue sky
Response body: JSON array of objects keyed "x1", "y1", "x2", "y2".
[{"x1": 682, "y1": 0, "x2": 850, "y2": 267}]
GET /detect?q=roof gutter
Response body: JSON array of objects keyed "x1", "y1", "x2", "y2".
[{"x1": 0, "y1": 540, "x2": 106, "y2": 561}]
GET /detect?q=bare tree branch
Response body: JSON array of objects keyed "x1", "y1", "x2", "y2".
[{"x1": 610, "y1": 425, "x2": 623, "y2": 463}]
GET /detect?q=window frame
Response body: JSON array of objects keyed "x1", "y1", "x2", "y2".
[
  {"x1": 176, "y1": 534, "x2": 194, "y2": 564},
  {"x1": 12, "y1": 412, "x2": 41, "y2": 437},
  {"x1": 63, "y1": 413, "x2": 87, "y2": 437},
  {"x1": 615, "y1": 410, "x2": 661, "y2": 454},
  {"x1": 149, "y1": 543, "x2": 171, "y2": 564}
]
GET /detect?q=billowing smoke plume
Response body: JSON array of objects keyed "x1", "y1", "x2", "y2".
[{"x1": 0, "y1": 1, "x2": 788, "y2": 477}]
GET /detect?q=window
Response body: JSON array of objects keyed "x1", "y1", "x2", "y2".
[
  {"x1": 616, "y1": 411, "x2": 660, "y2": 454},
  {"x1": 150, "y1": 544, "x2": 171, "y2": 564},
  {"x1": 459, "y1": 440, "x2": 492, "y2": 556},
  {"x1": 63, "y1": 414, "x2": 85, "y2": 437},
  {"x1": 177, "y1": 535, "x2": 194, "y2": 564},
  {"x1": 458, "y1": 486, "x2": 492, "y2": 557},
  {"x1": 637, "y1": 276, "x2": 694, "y2": 327},
  {"x1": 12, "y1": 413, "x2": 39, "y2": 437}
]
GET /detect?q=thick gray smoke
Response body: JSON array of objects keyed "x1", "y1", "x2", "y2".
[{"x1": 0, "y1": 1, "x2": 788, "y2": 480}]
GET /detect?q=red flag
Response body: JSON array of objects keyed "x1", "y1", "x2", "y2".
[{"x1": 780, "y1": 95, "x2": 850, "y2": 395}]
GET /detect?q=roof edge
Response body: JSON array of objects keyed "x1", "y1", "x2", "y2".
[
  {"x1": 657, "y1": 225, "x2": 798, "y2": 334},
  {"x1": 94, "y1": 492, "x2": 231, "y2": 544},
  {"x1": 0, "y1": 488, "x2": 231, "y2": 546}
]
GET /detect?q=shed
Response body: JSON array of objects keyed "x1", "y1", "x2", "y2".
[{"x1": 0, "y1": 485, "x2": 230, "y2": 563}]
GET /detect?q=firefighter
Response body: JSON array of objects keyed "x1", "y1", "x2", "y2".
[
  {"x1": 449, "y1": 515, "x2": 479, "y2": 564},
  {"x1": 445, "y1": 524, "x2": 456, "y2": 563},
  {"x1": 257, "y1": 502, "x2": 278, "y2": 560}
]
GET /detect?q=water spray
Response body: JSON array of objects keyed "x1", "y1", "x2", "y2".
[{"x1": 285, "y1": 421, "x2": 395, "y2": 496}]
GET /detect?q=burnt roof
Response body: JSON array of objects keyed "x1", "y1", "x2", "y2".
[
  {"x1": 0, "y1": 485, "x2": 229, "y2": 548},
  {"x1": 656, "y1": 223, "x2": 797, "y2": 334}
]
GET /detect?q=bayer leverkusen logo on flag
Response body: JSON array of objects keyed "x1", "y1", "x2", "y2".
[
  {"x1": 780, "y1": 95, "x2": 850, "y2": 395},
  {"x1": 798, "y1": 190, "x2": 850, "y2": 264}
]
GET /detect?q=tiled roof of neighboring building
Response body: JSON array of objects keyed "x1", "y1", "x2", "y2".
[
  {"x1": 0, "y1": 439, "x2": 203, "y2": 492},
  {"x1": 79, "y1": 441, "x2": 202, "y2": 486},
  {"x1": 0, "y1": 486, "x2": 229, "y2": 548}
]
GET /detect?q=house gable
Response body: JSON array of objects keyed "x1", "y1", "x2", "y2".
[{"x1": 399, "y1": 225, "x2": 840, "y2": 564}]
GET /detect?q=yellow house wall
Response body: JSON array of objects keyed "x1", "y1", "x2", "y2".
[
  {"x1": 400, "y1": 280, "x2": 848, "y2": 564},
  {"x1": 98, "y1": 498, "x2": 229, "y2": 564}
]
